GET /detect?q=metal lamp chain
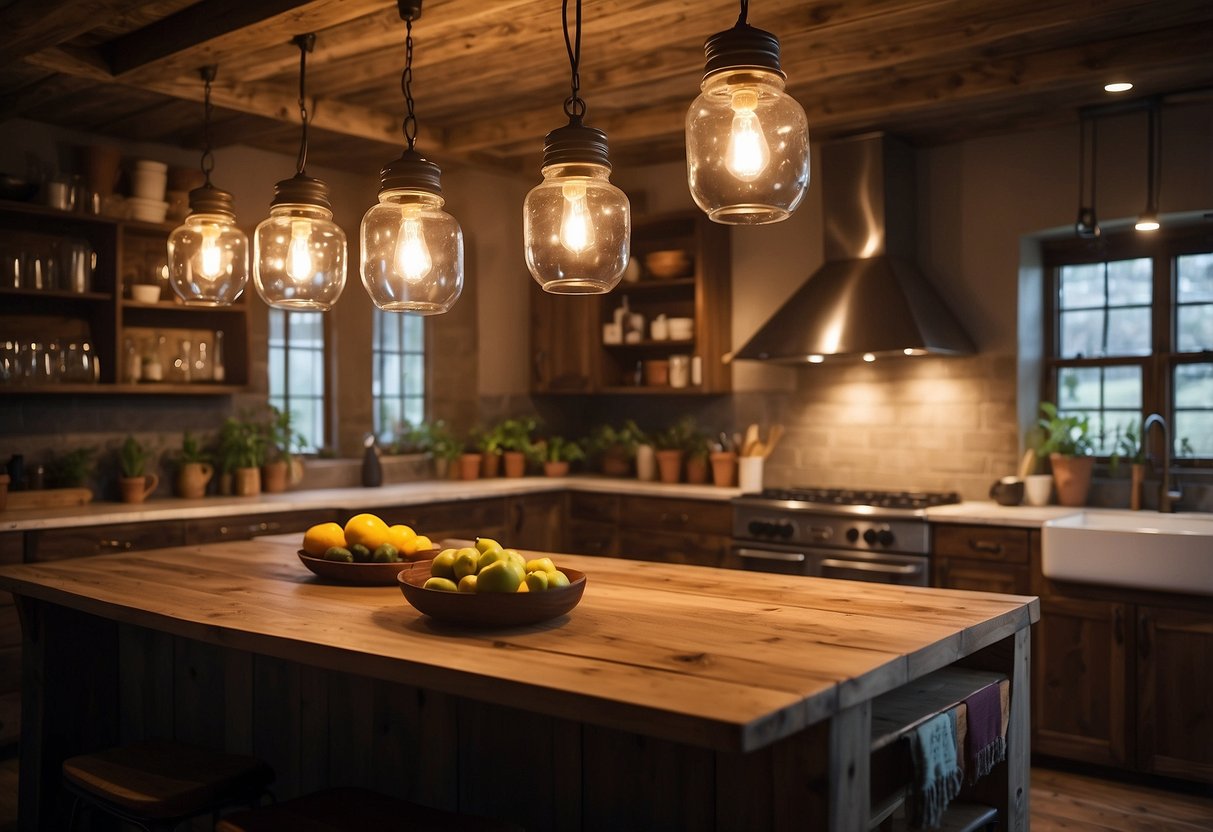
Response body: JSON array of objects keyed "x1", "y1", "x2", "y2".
[
  {"x1": 562, "y1": 0, "x2": 585, "y2": 119},
  {"x1": 296, "y1": 36, "x2": 312, "y2": 175},
  {"x1": 737, "y1": 0, "x2": 749, "y2": 26},
  {"x1": 401, "y1": 17, "x2": 417, "y2": 150},
  {"x1": 200, "y1": 68, "x2": 215, "y2": 186}
]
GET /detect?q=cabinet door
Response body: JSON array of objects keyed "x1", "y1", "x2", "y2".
[
  {"x1": 383, "y1": 499, "x2": 508, "y2": 547},
  {"x1": 617, "y1": 527, "x2": 730, "y2": 569},
  {"x1": 565, "y1": 519, "x2": 618, "y2": 557},
  {"x1": 934, "y1": 557, "x2": 1029, "y2": 595},
  {"x1": 1033, "y1": 596, "x2": 1129, "y2": 767},
  {"x1": 507, "y1": 493, "x2": 565, "y2": 552},
  {"x1": 27, "y1": 521, "x2": 186, "y2": 561},
  {"x1": 530, "y1": 288, "x2": 598, "y2": 393},
  {"x1": 618, "y1": 496, "x2": 732, "y2": 537},
  {"x1": 185, "y1": 509, "x2": 337, "y2": 545},
  {"x1": 1136, "y1": 605, "x2": 1213, "y2": 782}
]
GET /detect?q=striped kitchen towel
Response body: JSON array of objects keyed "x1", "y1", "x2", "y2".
[{"x1": 906, "y1": 708, "x2": 963, "y2": 829}]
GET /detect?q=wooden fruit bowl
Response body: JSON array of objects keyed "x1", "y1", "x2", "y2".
[
  {"x1": 397, "y1": 559, "x2": 587, "y2": 627},
  {"x1": 297, "y1": 550, "x2": 437, "y2": 586}
]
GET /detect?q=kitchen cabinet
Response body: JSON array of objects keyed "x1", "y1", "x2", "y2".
[
  {"x1": 184, "y1": 509, "x2": 337, "y2": 546},
  {"x1": 931, "y1": 523, "x2": 1030, "y2": 595},
  {"x1": 26, "y1": 519, "x2": 188, "y2": 561},
  {"x1": 506, "y1": 492, "x2": 566, "y2": 552},
  {"x1": 0, "y1": 532, "x2": 20, "y2": 746},
  {"x1": 529, "y1": 210, "x2": 732, "y2": 396},
  {"x1": 0, "y1": 200, "x2": 249, "y2": 394},
  {"x1": 615, "y1": 495, "x2": 732, "y2": 568},
  {"x1": 379, "y1": 498, "x2": 508, "y2": 546}
]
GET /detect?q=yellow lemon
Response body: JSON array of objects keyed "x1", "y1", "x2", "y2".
[
  {"x1": 387, "y1": 524, "x2": 418, "y2": 554},
  {"x1": 302, "y1": 522, "x2": 346, "y2": 556},
  {"x1": 412, "y1": 535, "x2": 433, "y2": 553},
  {"x1": 344, "y1": 513, "x2": 391, "y2": 551}
]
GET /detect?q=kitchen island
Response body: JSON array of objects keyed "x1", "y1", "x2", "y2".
[{"x1": 0, "y1": 536, "x2": 1037, "y2": 831}]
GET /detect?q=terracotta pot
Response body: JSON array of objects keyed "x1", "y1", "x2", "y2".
[
  {"x1": 709, "y1": 451, "x2": 736, "y2": 487},
  {"x1": 1130, "y1": 463, "x2": 1146, "y2": 511},
  {"x1": 481, "y1": 452, "x2": 501, "y2": 478},
  {"x1": 434, "y1": 457, "x2": 450, "y2": 480},
  {"x1": 288, "y1": 457, "x2": 305, "y2": 486},
  {"x1": 503, "y1": 451, "x2": 527, "y2": 478},
  {"x1": 262, "y1": 460, "x2": 288, "y2": 494},
  {"x1": 233, "y1": 466, "x2": 260, "y2": 497},
  {"x1": 176, "y1": 462, "x2": 213, "y2": 499},
  {"x1": 119, "y1": 474, "x2": 158, "y2": 504},
  {"x1": 1049, "y1": 453, "x2": 1094, "y2": 507},
  {"x1": 544, "y1": 461, "x2": 570, "y2": 477},
  {"x1": 601, "y1": 450, "x2": 631, "y2": 478},
  {"x1": 655, "y1": 449, "x2": 683, "y2": 484},
  {"x1": 685, "y1": 455, "x2": 708, "y2": 485},
  {"x1": 218, "y1": 471, "x2": 233, "y2": 496},
  {"x1": 459, "y1": 453, "x2": 483, "y2": 480}
]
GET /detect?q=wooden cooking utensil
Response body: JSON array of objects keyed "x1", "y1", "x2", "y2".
[
  {"x1": 742, "y1": 424, "x2": 760, "y2": 456},
  {"x1": 762, "y1": 425, "x2": 784, "y2": 458},
  {"x1": 1017, "y1": 449, "x2": 1036, "y2": 479}
]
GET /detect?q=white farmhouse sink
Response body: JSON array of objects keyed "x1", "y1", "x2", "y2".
[{"x1": 1042, "y1": 511, "x2": 1213, "y2": 596}]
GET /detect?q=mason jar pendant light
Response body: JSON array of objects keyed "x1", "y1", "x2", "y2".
[
  {"x1": 360, "y1": 0, "x2": 463, "y2": 315},
  {"x1": 1074, "y1": 114, "x2": 1100, "y2": 239},
  {"x1": 167, "y1": 67, "x2": 249, "y2": 306},
  {"x1": 523, "y1": 0, "x2": 629, "y2": 294},
  {"x1": 254, "y1": 34, "x2": 347, "y2": 311},
  {"x1": 685, "y1": 0, "x2": 810, "y2": 225}
]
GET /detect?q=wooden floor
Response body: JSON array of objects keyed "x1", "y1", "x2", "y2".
[{"x1": 0, "y1": 757, "x2": 1205, "y2": 830}]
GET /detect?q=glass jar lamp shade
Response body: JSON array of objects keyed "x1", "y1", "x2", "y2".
[
  {"x1": 167, "y1": 189, "x2": 248, "y2": 306},
  {"x1": 686, "y1": 68, "x2": 809, "y2": 225},
  {"x1": 525, "y1": 162, "x2": 629, "y2": 294},
  {"x1": 361, "y1": 189, "x2": 463, "y2": 314},
  {"x1": 254, "y1": 202, "x2": 347, "y2": 310}
]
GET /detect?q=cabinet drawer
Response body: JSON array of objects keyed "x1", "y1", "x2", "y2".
[
  {"x1": 185, "y1": 509, "x2": 336, "y2": 545},
  {"x1": 566, "y1": 519, "x2": 618, "y2": 557},
  {"x1": 932, "y1": 524, "x2": 1029, "y2": 564},
  {"x1": 934, "y1": 557, "x2": 1030, "y2": 595},
  {"x1": 568, "y1": 491, "x2": 619, "y2": 524},
  {"x1": 27, "y1": 521, "x2": 186, "y2": 561},
  {"x1": 617, "y1": 527, "x2": 730, "y2": 569},
  {"x1": 382, "y1": 499, "x2": 508, "y2": 544},
  {"x1": 618, "y1": 496, "x2": 731, "y2": 537}
]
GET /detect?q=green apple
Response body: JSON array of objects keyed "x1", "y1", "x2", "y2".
[
  {"x1": 423, "y1": 577, "x2": 458, "y2": 592},
  {"x1": 453, "y1": 548, "x2": 479, "y2": 581},
  {"x1": 457, "y1": 574, "x2": 478, "y2": 593},
  {"x1": 548, "y1": 569, "x2": 570, "y2": 589},
  {"x1": 525, "y1": 570, "x2": 549, "y2": 592},
  {"x1": 476, "y1": 547, "x2": 510, "y2": 573},
  {"x1": 502, "y1": 549, "x2": 527, "y2": 569},
  {"x1": 349, "y1": 543, "x2": 372, "y2": 563},
  {"x1": 476, "y1": 559, "x2": 524, "y2": 593},
  {"x1": 430, "y1": 548, "x2": 458, "y2": 580}
]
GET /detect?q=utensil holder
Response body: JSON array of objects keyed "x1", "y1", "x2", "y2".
[{"x1": 738, "y1": 456, "x2": 764, "y2": 493}]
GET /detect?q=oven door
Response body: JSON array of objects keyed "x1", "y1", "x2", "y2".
[{"x1": 733, "y1": 543, "x2": 928, "y2": 586}]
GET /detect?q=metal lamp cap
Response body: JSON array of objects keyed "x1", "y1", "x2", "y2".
[
  {"x1": 270, "y1": 174, "x2": 332, "y2": 210},
  {"x1": 704, "y1": 23, "x2": 784, "y2": 79},
  {"x1": 379, "y1": 149, "x2": 443, "y2": 196},
  {"x1": 542, "y1": 118, "x2": 612, "y2": 170},
  {"x1": 187, "y1": 184, "x2": 236, "y2": 218}
]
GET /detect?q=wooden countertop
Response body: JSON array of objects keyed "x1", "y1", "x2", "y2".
[{"x1": 0, "y1": 536, "x2": 1037, "y2": 753}]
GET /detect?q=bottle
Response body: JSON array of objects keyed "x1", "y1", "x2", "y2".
[
  {"x1": 361, "y1": 434, "x2": 382, "y2": 488},
  {"x1": 6, "y1": 455, "x2": 24, "y2": 492},
  {"x1": 212, "y1": 330, "x2": 226, "y2": 383},
  {"x1": 124, "y1": 338, "x2": 141, "y2": 383}
]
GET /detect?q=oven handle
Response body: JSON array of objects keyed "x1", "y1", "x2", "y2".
[
  {"x1": 820, "y1": 558, "x2": 923, "y2": 577},
  {"x1": 736, "y1": 548, "x2": 807, "y2": 564}
]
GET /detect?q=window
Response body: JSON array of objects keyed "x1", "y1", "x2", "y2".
[
  {"x1": 1044, "y1": 229, "x2": 1213, "y2": 461},
  {"x1": 268, "y1": 309, "x2": 326, "y2": 452},
  {"x1": 372, "y1": 308, "x2": 425, "y2": 441}
]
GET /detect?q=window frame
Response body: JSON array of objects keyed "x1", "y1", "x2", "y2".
[
  {"x1": 371, "y1": 308, "x2": 427, "y2": 443},
  {"x1": 1042, "y1": 226, "x2": 1213, "y2": 468},
  {"x1": 267, "y1": 308, "x2": 332, "y2": 453}
]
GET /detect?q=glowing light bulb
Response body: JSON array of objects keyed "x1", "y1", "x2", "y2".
[
  {"x1": 863, "y1": 353, "x2": 876, "y2": 363},
  {"x1": 725, "y1": 89, "x2": 769, "y2": 182},
  {"x1": 198, "y1": 224, "x2": 224, "y2": 279},
  {"x1": 559, "y1": 182, "x2": 594, "y2": 253},
  {"x1": 394, "y1": 212, "x2": 432, "y2": 282},
  {"x1": 285, "y1": 220, "x2": 314, "y2": 282}
]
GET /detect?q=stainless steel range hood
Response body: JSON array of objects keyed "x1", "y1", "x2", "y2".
[{"x1": 732, "y1": 133, "x2": 974, "y2": 362}]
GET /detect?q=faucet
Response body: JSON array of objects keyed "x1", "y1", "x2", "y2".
[{"x1": 1143, "y1": 413, "x2": 1182, "y2": 512}]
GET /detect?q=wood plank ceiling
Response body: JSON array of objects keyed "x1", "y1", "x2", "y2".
[{"x1": 2, "y1": 0, "x2": 1212, "y2": 176}]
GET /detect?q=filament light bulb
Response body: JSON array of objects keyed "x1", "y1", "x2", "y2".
[
  {"x1": 394, "y1": 212, "x2": 432, "y2": 282},
  {"x1": 725, "y1": 89, "x2": 769, "y2": 182},
  {"x1": 559, "y1": 182, "x2": 594, "y2": 253},
  {"x1": 285, "y1": 220, "x2": 314, "y2": 281},
  {"x1": 199, "y1": 224, "x2": 224, "y2": 279}
]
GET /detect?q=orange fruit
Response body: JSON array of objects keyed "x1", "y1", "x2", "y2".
[
  {"x1": 387, "y1": 524, "x2": 418, "y2": 555},
  {"x1": 344, "y1": 513, "x2": 391, "y2": 551},
  {"x1": 302, "y1": 522, "x2": 346, "y2": 556},
  {"x1": 412, "y1": 534, "x2": 433, "y2": 554}
]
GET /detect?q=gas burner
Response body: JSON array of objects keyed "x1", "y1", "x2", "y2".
[{"x1": 758, "y1": 487, "x2": 961, "y2": 510}]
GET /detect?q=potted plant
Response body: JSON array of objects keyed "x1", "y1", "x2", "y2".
[
  {"x1": 538, "y1": 436, "x2": 584, "y2": 477},
  {"x1": 499, "y1": 417, "x2": 537, "y2": 478},
  {"x1": 117, "y1": 435, "x2": 158, "y2": 504},
  {"x1": 586, "y1": 421, "x2": 643, "y2": 477},
  {"x1": 421, "y1": 420, "x2": 462, "y2": 480},
  {"x1": 1111, "y1": 420, "x2": 1146, "y2": 510},
  {"x1": 681, "y1": 420, "x2": 712, "y2": 485},
  {"x1": 218, "y1": 416, "x2": 265, "y2": 497},
  {"x1": 263, "y1": 406, "x2": 303, "y2": 494},
  {"x1": 46, "y1": 446, "x2": 96, "y2": 494},
  {"x1": 458, "y1": 429, "x2": 482, "y2": 481},
  {"x1": 654, "y1": 420, "x2": 692, "y2": 484},
  {"x1": 474, "y1": 423, "x2": 506, "y2": 478},
  {"x1": 174, "y1": 431, "x2": 214, "y2": 499},
  {"x1": 1035, "y1": 402, "x2": 1094, "y2": 507}
]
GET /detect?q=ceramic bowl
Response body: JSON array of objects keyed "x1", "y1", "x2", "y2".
[
  {"x1": 666, "y1": 317, "x2": 693, "y2": 340},
  {"x1": 127, "y1": 196, "x2": 168, "y2": 223},
  {"x1": 644, "y1": 249, "x2": 692, "y2": 279},
  {"x1": 397, "y1": 559, "x2": 587, "y2": 627},
  {"x1": 130, "y1": 284, "x2": 161, "y2": 303}
]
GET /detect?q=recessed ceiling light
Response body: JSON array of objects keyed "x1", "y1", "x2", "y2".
[
  {"x1": 1104, "y1": 82, "x2": 1133, "y2": 93},
  {"x1": 807, "y1": 354, "x2": 824, "y2": 363},
  {"x1": 862, "y1": 353, "x2": 876, "y2": 363}
]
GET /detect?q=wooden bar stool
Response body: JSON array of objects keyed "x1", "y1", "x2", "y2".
[
  {"x1": 62, "y1": 739, "x2": 275, "y2": 831},
  {"x1": 216, "y1": 787, "x2": 523, "y2": 831}
]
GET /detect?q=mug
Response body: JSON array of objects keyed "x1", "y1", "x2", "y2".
[
  {"x1": 1024, "y1": 474, "x2": 1053, "y2": 506},
  {"x1": 738, "y1": 456, "x2": 764, "y2": 493},
  {"x1": 989, "y1": 476, "x2": 1024, "y2": 506},
  {"x1": 668, "y1": 354, "x2": 690, "y2": 388}
]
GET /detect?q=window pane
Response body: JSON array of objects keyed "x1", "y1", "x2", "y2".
[
  {"x1": 268, "y1": 309, "x2": 285, "y2": 343},
  {"x1": 405, "y1": 317, "x2": 424, "y2": 351},
  {"x1": 1107, "y1": 258, "x2": 1152, "y2": 305},
  {"x1": 1178, "y1": 253, "x2": 1213, "y2": 302},
  {"x1": 1174, "y1": 412, "x2": 1213, "y2": 457},
  {"x1": 1178, "y1": 304, "x2": 1213, "y2": 353},
  {"x1": 1104, "y1": 365, "x2": 1142, "y2": 409},
  {"x1": 405, "y1": 354, "x2": 424, "y2": 396},
  {"x1": 1175, "y1": 362, "x2": 1213, "y2": 408},
  {"x1": 1106, "y1": 307, "x2": 1151, "y2": 355},
  {"x1": 1058, "y1": 366, "x2": 1100, "y2": 409},
  {"x1": 269, "y1": 347, "x2": 285, "y2": 397},
  {"x1": 291, "y1": 312, "x2": 324, "y2": 347},
  {"x1": 1060, "y1": 309, "x2": 1103, "y2": 358},
  {"x1": 404, "y1": 396, "x2": 423, "y2": 427},
  {"x1": 1060, "y1": 263, "x2": 1104, "y2": 309}
]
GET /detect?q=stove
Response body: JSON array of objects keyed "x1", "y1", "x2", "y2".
[{"x1": 730, "y1": 487, "x2": 961, "y2": 585}]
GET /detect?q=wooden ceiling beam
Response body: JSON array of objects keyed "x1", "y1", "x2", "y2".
[{"x1": 0, "y1": 0, "x2": 141, "y2": 66}]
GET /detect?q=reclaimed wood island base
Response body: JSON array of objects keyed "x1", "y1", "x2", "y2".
[{"x1": 0, "y1": 536, "x2": 1038, "y2": 831}]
